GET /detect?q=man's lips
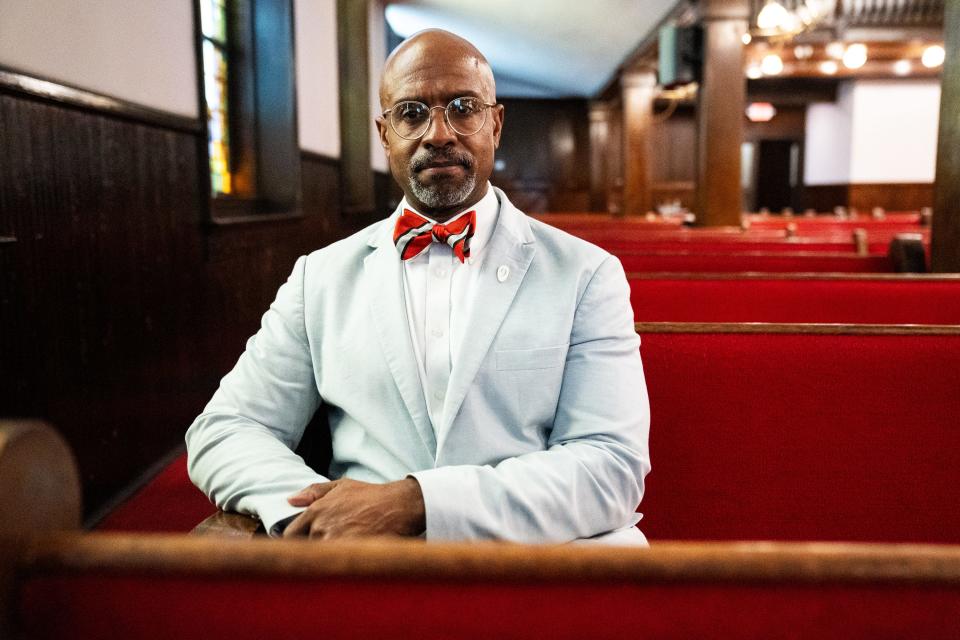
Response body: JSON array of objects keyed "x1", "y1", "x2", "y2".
[{"x1": 418, "y1": 161, "x2": 463, "y2": 171}]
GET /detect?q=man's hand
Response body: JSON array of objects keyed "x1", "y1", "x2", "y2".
[{"x1": 282, "y1": 477, "x2": 426, "y2": 539}]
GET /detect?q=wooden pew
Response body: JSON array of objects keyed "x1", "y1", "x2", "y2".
[
  {"x1": 6, "y1": 534, "x2": 960, "y2": 639},
  {"x1": 628, "y1": 273, "x2": 960, "y2": 324},
  {"x1": 617, "y1": 250, "x2": 894, "y2": 273},
  {"x1": 637, "y1": 322, "x2": 960, "y2": 543}
]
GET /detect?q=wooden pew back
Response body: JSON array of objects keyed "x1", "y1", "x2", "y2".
[
  {"x1": 637, "y1": 323, "x2": 960, "y2": 543},
  {"x1": 9, "y1": 534, "x2": 960, "y2": 639},
  {"x1": 628, "y1": 274, "x2": 960, "y2": 324}
]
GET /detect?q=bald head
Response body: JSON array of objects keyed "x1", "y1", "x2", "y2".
[{"x1": 379, "y1": 29, "x2": 496, "y2": 109}]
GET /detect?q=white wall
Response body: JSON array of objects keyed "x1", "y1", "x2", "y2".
[
  {"x1": 0, "y1": 0, "x2": 197, "y2": 118},
  {"x1": 805, "y1": 79, "x2": 940, "y2": 185},
  {"x1": 848, "y1": 79, "x2": 940, "y2": 183},
  {"x1": 368, "y1": 0, "x2": 389, "y2": 173},
  {"x1": 295, "y1": 0, "x2": 340, "y2": 157}
]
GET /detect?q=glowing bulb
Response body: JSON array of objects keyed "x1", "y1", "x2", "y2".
[
  {"x1": 746, "y1": 64, "x2": 763, "y2": 79},
  {"x1": 794, "y1": 45, "x2": 814, "y2": 60},
  {"x1": 825, "y1": 41, "x2": 845, "y2": 60},
  {"x1": 742, "y1": 33, "x2": 752, "y2": 45},
  {"x1": 843, "y1": 43, "x2": 867, "y2": 69},
  {"x1": 761, "y1": 53, "x2": 784, "y2": 75},
  {"x1": 893, "y1": 59, "x2": 912, "y2": 76},
  {"x1": 819, "y1": 60, "x2": 839, "y2": 75},
  {"x1": 922, "y1": 45, "x2": 945, "y2": 68},
  {"x1": 757, "y1": 1, "x2": 790, "y2": 30}
]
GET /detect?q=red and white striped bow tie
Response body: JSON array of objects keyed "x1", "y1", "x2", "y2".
[{"x1": 393, "y1": 208, "x2": 476, "y2": 263}]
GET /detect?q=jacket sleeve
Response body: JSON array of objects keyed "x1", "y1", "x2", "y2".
[
  {"x1": 411, "y1": 255, "x2": 650, "y2": 543},
  {"x1": 185, "y1": 255, "x2": 327, "y2": 534}
]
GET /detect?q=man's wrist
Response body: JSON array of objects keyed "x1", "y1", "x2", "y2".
[{"x1": 395, "y1": 476, "x2": 426, "y2": 536}]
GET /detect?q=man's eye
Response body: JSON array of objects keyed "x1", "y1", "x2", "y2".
[
  {"x1": 450, "y1": 98, "x2": 478, "y2": 115},
  {"x1": 397, "y1": 103, "x2": 427, "y2": 121}
]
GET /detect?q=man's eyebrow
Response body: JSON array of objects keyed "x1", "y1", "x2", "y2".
[{"x1": 389, "y1": 90, "x2": 485, "y2": 105}]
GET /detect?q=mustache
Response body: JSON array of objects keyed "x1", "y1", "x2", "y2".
[{"x1": 410, "y1": 149, "x2": 474, "y2": 172}]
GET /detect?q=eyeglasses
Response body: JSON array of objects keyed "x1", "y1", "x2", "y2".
[{"x1": 382, "y1": 96, "x2": 498, "y2": 140}]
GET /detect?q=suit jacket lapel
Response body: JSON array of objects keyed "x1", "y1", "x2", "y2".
[
  {"x1": 364, "y1": 219, "x2": 437, "y2": 457},
  {"x1": 438, "y1": 190, "x2": 536, "y2": 449}
]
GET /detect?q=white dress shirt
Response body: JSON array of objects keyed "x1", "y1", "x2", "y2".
[{"x1": 399, "y1": 185, "x2": 499, "y2": 430}]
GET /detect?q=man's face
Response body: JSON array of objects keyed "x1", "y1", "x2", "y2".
[{"x1": 377, "y1": 45, "x2": 504, "y2": 220}]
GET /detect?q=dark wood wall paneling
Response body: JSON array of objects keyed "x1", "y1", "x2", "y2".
[
  {"x1": 802, "y1": 183, "x2": 935, "y2": 212},
  {"x1": 492, "y1": 98, "x2": 592, "y2": 213},
  {"x1": 0, "y1": 87, "x2": 370, "y2": 522}
]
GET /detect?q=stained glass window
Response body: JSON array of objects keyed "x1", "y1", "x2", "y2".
[{"x1": 200, "y1": 0, "x2": 232, "y2": 195}]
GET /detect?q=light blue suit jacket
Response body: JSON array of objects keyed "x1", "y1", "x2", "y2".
[{"x1": 186, "y1": 188, "x2": 651, "y2": 543}]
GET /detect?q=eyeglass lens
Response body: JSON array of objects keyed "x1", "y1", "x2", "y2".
[{"x1": 390, "y1": 97, "x2": 488, "y2": 139}]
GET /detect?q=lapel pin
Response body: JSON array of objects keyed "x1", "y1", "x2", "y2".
[{"x1": 497, "y1": 265, "x2": 510, "y2": 282}]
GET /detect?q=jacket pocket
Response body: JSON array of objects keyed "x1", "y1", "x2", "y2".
[{"x1": 495, "y1": 345, "x2": 566, "y2": 371}]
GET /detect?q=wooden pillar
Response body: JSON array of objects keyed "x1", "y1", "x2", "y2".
[
  {"x1": 932, "y1": 0, "x2": 960, "y2": 272},
  {"x1": 589, "y1": 101, "x2": 612, "y2": 212},
  {"x1": 695, "y1": 0, "x2": 749, "y2": 226},
  {"x1": 337, "y1": 0, "x2": 375, "y2": 218},
  {"x1": 621, "y1": 71, "x2": 658, "y2": 216}
]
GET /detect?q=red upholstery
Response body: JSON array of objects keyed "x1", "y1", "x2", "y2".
[
  {"x1": 19, "y1": 573, "x2": 960, "y2": 639},
  {"x1": 629, "y1": 277, "x2": 960, "y2": 323},
  {"x1": 96, "y1": 452, "x2": 213, "y2": 532},
  {"x1": 618, "y1": 252, "x2": 893, "y2": 273},
  {"x1": 639, "y1": 331, "x2": 960, "y2": 542}
]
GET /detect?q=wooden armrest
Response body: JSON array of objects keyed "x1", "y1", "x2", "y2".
[{"x1": 191, "y1": 510, "x2": 261, "y2": 538}]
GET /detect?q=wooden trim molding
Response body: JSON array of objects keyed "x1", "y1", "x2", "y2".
[
  {"x1": 635, "y1": 322, "x2": 960, "y2": 335},
  {"x1": 0, "y1": 66, "x2": 203, "y2": 135},
  {"x1": 13, "y1": 534, "x2": 960, "y2": 586}
]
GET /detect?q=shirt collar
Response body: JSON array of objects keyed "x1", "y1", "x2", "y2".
[{"x1": 398, "y1": 183, "x2": 499, "y2": 259}]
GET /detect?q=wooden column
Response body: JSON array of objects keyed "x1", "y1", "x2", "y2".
[
  {"x1": 695, "y1": 0, "x2": 749, "y2": 226},
  {"x1": 621, "y1": 71, "x2": 658, "y2": 216},
  {"x1": 589, "y1": 101, "x2": 612, "y2": 212},
  {"x1": 337, "y1": 0, "x2": 375, "y2": 218},
  {"x1": 932, "y1": 0, "x2": 960, "y2": 272}
]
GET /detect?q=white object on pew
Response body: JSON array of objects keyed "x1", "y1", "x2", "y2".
[
  {"x1": 834, "y1": 206, "x2": 847, "y2": 219},
  {"x1": 782, "y1": 207, "x2": 794, "y2": 217},
  {"x1": 785, "y1": 222, "x2": 797, "y2": 239},
  {"x1": 872, "y1": 207, "x2": 886, "y2": 220},
  {"x1": 920, "y1": 207, "x2": 933, "y2": 226},
  {"x1": 853, "y1": 228, "x2": 869, "y2": 256},
  {"x1": 804, "y1": 208, "x2": 817, "y2": 217}
]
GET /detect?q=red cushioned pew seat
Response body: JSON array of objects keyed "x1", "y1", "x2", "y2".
[
  {"x1": 637, "y1": 323, "x2": 960, "y2": 543},
  {"x1": 628, "y1": 274, "x2": 960, "y2": 324},
  {"x1": 95, "y1": 451, "x2": 213, "y2": 533}
]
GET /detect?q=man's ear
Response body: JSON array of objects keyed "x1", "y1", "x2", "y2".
[
  {"x1": 375, "y1": 117, "x2": 391, "y2": 156},
  {"x1": 491, "y1": 104, "x2": 505, "y2": 150}
]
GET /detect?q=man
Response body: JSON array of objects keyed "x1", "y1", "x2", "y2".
[{"x1": 186, "y1": 29, "x2": 650, "y2": 544}]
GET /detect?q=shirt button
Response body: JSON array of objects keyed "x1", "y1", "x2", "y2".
[
  {"x1": 433, "y1": 267, "x2": 447, "y2": 278},
  {"x1": 431, "y1": 328, "x2": 444, "y2": 338}
]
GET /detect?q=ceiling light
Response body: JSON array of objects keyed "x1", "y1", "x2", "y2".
[
  {"x1": 746, "y1": 102, "x2": 777, "y2": 122},
  {"x1": 746, "y1": 64, "x2": 763, "y2": 79},
  {"x1": 825, "y1": 41, "x2": 845, "y2": 60},
  {"x1": 922, "y1": 45, "x2": 945, "y2": 68},
  {"x1": 742, "y1": 33, "x2": 752, "y2": 45},
  {"x1": 757, "y1": 1, "x2": 790, "y2": 31},
  {"x1": 819, "y1": 60, "x2": 839, "y2": 75},
  {"x1": 843, "y1": 43, "x2": 867, "y2": 69},
  {"x1": 761, "y1": 53, "x2": 784, "y2": 75},
  {"x1": 794, "y1": 45, "x2": 814, "y2": 60},
  {"x1": 893, "y1": 59, "x2": 912, "y2": 76}
]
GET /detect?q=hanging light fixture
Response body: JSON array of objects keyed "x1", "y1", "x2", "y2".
[
  {"x1": 757, "y1": 0, "x2": 791, "y2": 31},
  {"x1": 761, "y1": 53, "x2": 784, "y2": 75},
  {"x1": 842, "y1": 43, "x2": 868, "y2": 69},
  {"x1": 892, "y1": 59, "x2": 912, "y2": 76},
  {"x1": 819, "y1": 60, "x2": 839, "y2": 75},
  {"x1": 922, "y1": 45, "x2": 945, "y2": 68}
]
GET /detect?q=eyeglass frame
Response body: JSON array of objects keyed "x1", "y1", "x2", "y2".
[{"x1": 380, "y1": 96, "x2": 500, "y2": 140}]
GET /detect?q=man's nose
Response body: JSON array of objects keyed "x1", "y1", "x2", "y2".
[{"x1": 421, "y1": 107, "x2": 457, "y2": 147}]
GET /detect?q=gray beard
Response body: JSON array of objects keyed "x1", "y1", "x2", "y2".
[{"x1": 408, "y1": 172, "x2": 477, "y2": 210}]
